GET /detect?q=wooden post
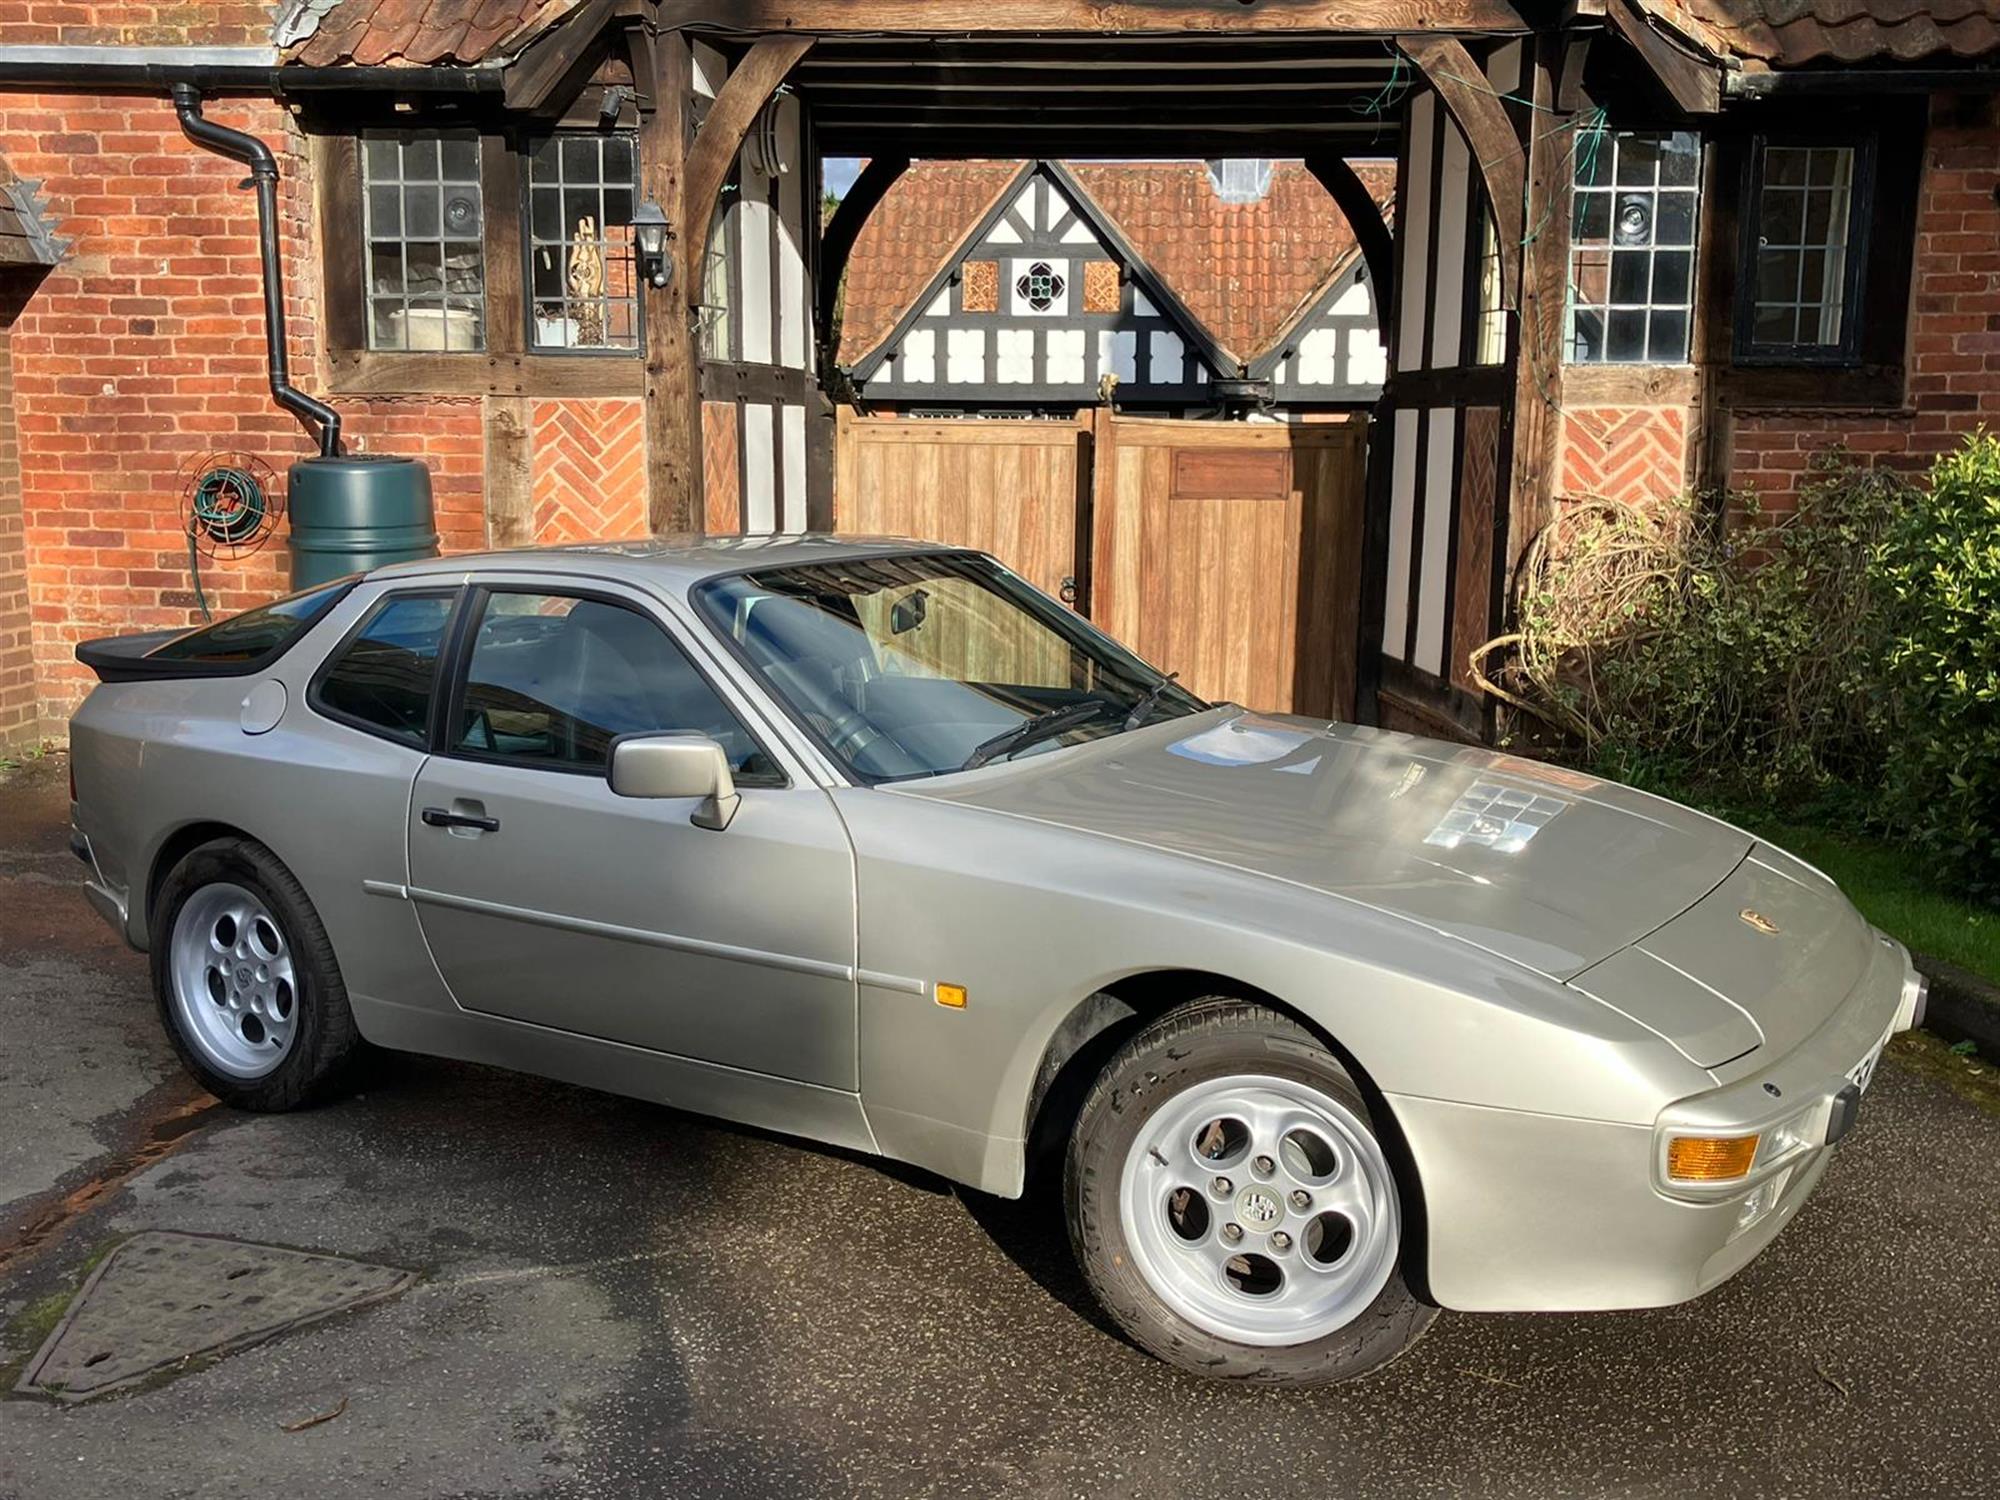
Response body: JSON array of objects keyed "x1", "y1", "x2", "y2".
[
  {"x1": 1503, "y1": 34, "x2": 1570, "y2": 572},
  {"x1": 483, "y1": 395, "x2": 534, "y2": 547},
  {"x1": 642, "y1": 29, "x2": 700, "y2": 534}
]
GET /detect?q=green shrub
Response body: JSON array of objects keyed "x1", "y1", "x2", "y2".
[
  {"x1": 1875, "y1": 433, "x2": 2000, "y2": 895},
  {"x1": 1480, "y1": 435, "x2": 2000, "y2": 897},
  {"x1": 1483, "y1": 454, "x2": 1905, "y2": 808}
]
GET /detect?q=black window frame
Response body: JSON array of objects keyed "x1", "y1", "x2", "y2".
[
  {"x1": 358, "y1": 129, "x2": 490, "y2": 354},
  {"x1": 520, "y1": 128, "x2": 645, "y2": 359},
  {"x1": 306, "y1": 586, "x2": 465, "y2": 750},
  {"x1": 436, "y1": 583, "x2": 789, "y2": 789},
  {"x1": 1732, "y1": 133, "x2": 1878, "y2": 368},
  {"x1": 1562, "y1": 126, "x2": 1704, "y2": 367}
]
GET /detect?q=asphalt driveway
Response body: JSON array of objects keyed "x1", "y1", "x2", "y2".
[{"x1": 3, "y1": 754, "x2": 1998, "y2": 1499}]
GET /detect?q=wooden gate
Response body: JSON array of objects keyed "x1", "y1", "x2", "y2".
[
  {"x1": 833, "y1": 412, "x2": 1085, "y2": 603},
  {"x1": 833, "y1": 409, "x2": 1367, "y2": 718}
]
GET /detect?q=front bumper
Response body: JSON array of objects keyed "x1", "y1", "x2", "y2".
[{"x1": 1393, "y1": 932, "x2": 1918, "y2": 1313}]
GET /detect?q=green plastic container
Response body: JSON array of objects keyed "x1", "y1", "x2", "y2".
[{"x1": 286, "y1": 454, "x2": 440, "y2": 589}]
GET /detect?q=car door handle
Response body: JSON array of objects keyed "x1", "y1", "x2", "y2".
[{"x1": 421, "y1": 807, "x2": 500, "y2": 833}]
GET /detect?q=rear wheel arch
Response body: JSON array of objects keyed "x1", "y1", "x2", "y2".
[
  {"x1": 146, "y1": 820, "x2": 260, "y2": 942},
  {"x1": 1023, "y1": 969, "x2": 1432, "y2": 1301}
]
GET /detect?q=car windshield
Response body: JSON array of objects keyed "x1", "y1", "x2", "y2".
[{"x1": 692, "y1": 553, "x2": 1206, "y2": 783}]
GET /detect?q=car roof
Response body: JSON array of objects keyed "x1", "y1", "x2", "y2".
[{"x1": 366, "y1": 533, "x2": 963, "y2": 591}]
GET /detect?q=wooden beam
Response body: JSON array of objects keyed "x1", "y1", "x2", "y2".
[
  {"x1": 504, "y1": 0, "x2": 619, "y2": 111},
  {"x1": 661, "y1": 2, "x2": 1529, "y2": 34},
  {"x1": 815, "y1": 154, "x2": 909, "y2": 365},
  {"x1": 678, "y1": 34, "x2": 817, "y2": 290},
  {"x1": 1398, "y1": 32, "x2": 1524, "y2": 311},
  {"x1": 643, "y1": 29, "x2": 702, "y2": 534},
  {"x1": 1605, "y1": 0, "x2": 1722, "y2": 115},
  {"x1": 1303, "y1": 153, "x2": 1394, "y2": 315},
  {"x1": 1503, "y1": 34, "x2": 1569, "y2": 578}
]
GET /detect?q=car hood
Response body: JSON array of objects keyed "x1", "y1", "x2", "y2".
[{"x1": 902, "y1": 710, "x2": 1753, "y2": 986}]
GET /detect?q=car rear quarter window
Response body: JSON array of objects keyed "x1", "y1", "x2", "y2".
[
  {"x1": 146, "y1": 578, "x2": 356, "y2": 667},
  {"x1": 312, "y1": 591, "x2": 457, "y2": 747},
  {"x1": 451, "y1": 590, "x2": 780, "y2": 783}
]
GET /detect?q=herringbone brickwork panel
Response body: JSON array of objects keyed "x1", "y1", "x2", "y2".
[
  {"x1": 530, "y1": 399, "x2": 647, "y2": 544},
  {"x1": 702, "y1": 402, "x2": 741, "y2": 534},
  {"x1": 1558, "y1": 406, "x2": 1688, "y2": 505}
]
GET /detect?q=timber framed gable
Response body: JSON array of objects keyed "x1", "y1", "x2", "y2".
[{"x1": 851, "y1": 160, "x2": 1231, "y2": 410}]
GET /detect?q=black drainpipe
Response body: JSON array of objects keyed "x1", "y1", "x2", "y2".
[{"x1": 170, "y1": 82, "x2": 341, "y2": 457}]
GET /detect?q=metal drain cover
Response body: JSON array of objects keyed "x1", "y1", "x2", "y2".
[{"x1": 16, "y1": 1231, "x2": 415, "y2": 1401}]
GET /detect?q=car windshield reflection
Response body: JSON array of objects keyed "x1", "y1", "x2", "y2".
[{"x1": 692, "y1": 552, "x2": 1205, "y2": 783}]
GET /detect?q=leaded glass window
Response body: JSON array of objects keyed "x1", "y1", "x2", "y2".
[
  {"x1": 1565, "y1": 129, "x2": 1701, "y2": 364},
  {"x1": 527, "y1": 133, "x2": 640, "y2": 352},
  {"x1": 1739, "y1": 142, "x2": 1865, "y2": 360},
  {"x1": 1015, "y1": 261, "x2": 1066, "y2": 314},
  {"x1": 362, "y1": 133, "x2": 485, "y2": 352}
]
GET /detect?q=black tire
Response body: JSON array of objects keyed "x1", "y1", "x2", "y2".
[
  {"x1": 150, "y1": 837, "x2": 363, "y2": 1111},
  {"x1": 1065, "y1": 997, "x2": 1437, "y2": 1383}
]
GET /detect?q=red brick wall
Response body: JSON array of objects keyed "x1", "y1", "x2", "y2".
[
  {"x1": 0, "y1": 80, "x2": 488, "y2": 732},
  {"x1": 0, "y1": 2, "x2": 274, "y2": 45},
  {"x1": 1728, "y1": 97, "x2": 2000, "y2": 510},
  {"x1": 0, "y1": 287, "x2": 36, "y2": 745}
]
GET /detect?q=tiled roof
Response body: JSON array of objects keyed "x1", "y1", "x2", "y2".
[
  {"x1": 837, "y1": 161, "x2": 1027, "y2": 366},
  {"x1": 281, "y1": 0, "x2": 578, "y2": 68},
  {"x1": 1069, "y1": 160, "x2": 1393, "y2": 366},
  {"x1": 1659, "y1": 1, "x2": 2000, "y2": 65},
  {"x1": 837, "y1": 159, "x2": 1394, "y2": 370}
]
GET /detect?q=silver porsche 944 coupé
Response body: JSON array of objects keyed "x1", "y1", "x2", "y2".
[{"x1": 69, "y1": 537, "x2": 1925, "y2": 1383}]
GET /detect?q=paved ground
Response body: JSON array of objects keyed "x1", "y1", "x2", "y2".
[{"x1": 3, "y1": 753, "x2": 1999, "y2": 1500}]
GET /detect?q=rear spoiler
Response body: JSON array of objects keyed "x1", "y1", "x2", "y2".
[
  {"x1": 74, "y1": 631, "x2": 265, "y2": 685},
  {"x1": 76, "y1": 630, "x2": 191, "y2": 683}
]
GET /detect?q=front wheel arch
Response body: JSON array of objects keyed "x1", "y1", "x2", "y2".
[{"x1": 1023, "y1": 970, "x2": 1433, "y2": 1304}]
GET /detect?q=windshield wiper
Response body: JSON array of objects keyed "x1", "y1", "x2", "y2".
[
  {"x1": 1122, "y1": 671, "x2": 1181, "y2": 733},
  {"x1": 961, "y1": 700, "x2": 1112, "y2": 772}
]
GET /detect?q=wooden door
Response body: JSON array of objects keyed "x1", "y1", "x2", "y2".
[{"x1": 1091, "y1": 416, "x2": 1366, "y2": 718}]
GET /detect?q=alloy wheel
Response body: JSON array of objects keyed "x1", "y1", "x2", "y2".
[
  {"x1": 168, "y1": 882, "x2": 299, "y2": 1079},
  {"x1": 1118, "y1": 1073, "x2": 1401, "y2": 1346}
]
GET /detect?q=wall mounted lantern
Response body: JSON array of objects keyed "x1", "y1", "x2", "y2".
[{"x1": 632, "y1": 200, "x2": 673, "y2": 289}]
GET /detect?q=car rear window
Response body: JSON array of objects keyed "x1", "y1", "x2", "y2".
[{"x1": 147, "y1": 578, "x2": 356, "y2": 666}]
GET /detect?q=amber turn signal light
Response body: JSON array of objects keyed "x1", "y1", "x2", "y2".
[
  {"x1": 1667, "y1": 1133, "x2": 1760, "y2": 1183},
  {"x1": 935, "y1": 983, "x2": 967, "y2": 1010}
]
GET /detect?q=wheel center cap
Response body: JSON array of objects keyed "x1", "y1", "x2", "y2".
[
  {"x1": 1235, "y1": 1185, "x2": 1284, "y2": 1231},
  {"x1": 234, "y1": 966, "x2": 252, "y2": 989}
]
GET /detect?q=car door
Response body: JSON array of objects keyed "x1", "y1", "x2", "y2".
[{"x1": 406, "y1": 580, "x2": 859, "y2": 1091}]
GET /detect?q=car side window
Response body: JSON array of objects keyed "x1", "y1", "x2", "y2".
[
  {"x1": 451, "y1": 590, "x2": 781, "y2": 783},
  {"x1": 312, "y1": 591, "x2": 456, "y2": 747}
]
